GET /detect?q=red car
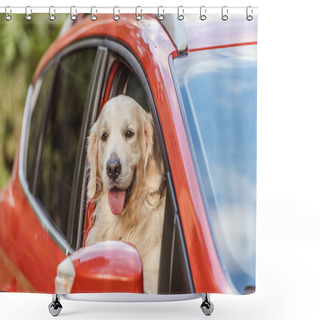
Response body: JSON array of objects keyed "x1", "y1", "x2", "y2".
[{"x1": 0, "y1": 12, "x2": 257, "y2": 316}]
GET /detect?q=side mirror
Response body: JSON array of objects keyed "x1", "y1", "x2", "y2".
[{"x1": 55, "y1": 241, "x2": 143, "y2": 294}]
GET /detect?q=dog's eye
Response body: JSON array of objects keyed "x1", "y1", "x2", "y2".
[
  {"x1": 125, "y1": 130, "x2": 134, "y2": 139},
  {"x1": 101, "y1": 132, "x2": 108, "y2": 141}
]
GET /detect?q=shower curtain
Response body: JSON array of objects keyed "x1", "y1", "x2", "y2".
[{"x1": 0, "y1": 7, "x2": 257, "y2": 297}]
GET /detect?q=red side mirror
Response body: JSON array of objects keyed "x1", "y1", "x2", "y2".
[{"x1": 55, "y1": 241, "x2": 143, "y2": 294}]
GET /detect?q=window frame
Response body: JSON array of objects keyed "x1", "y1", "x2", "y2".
[
  {"x1": 85, "y1": 39, "x2": 194, "y2": 294},
  {"x1": 26, "y1": 63, "x2": 56, "y2": 194}
]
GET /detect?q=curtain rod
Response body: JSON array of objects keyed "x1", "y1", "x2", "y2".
[{"x1": 0, "y1": 6, "x2": 258, "y2": 15}]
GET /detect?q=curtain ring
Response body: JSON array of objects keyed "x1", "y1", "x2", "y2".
[
  {"x1": 113, "y1": 6, "x2": 120, "y2": 21},
  {"x1": 135, "y1": 6, "x2": 142, "y2": 21},
  {"x1": 157, "y1": 6, "x2": 164, "y2": 20},
  {"x1": 200, "y1": 6, "x2": 207, "y2": 21},
  {"x1": 5, "y1": 6, "x2": 12, "y2": 21},
  {"x1": 49, "y1": 6, "x2": 56, "y2": 21},
  {"x1": 221, "y1": 6, "x2": 228, "y2": 21},
  {"x1": 70, "y1": 6, "x2": 77, "y2": 21},
  {"x1": 91, "y1": 6, "x2": 97, "y2": 21},
  {"x1": 246, "y1": 6, "x2": 253, "y2": 21},
  {"x1": 25, "y1": 6, "x2": 32, "y2": 21},
  {"x1": 177, "y1": 6, "x2": 184, "y2": 21}
]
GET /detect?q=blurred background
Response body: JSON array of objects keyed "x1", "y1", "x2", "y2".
[{"x1": 0, "y1": 14, "x2": 66, "y2": 189}]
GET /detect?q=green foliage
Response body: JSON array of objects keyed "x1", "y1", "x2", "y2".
[{"x1": 0, "y1": 14, "x2": 67, "y2": 189}]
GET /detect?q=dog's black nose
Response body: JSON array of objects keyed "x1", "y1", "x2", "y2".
[{"x1": 107, "y1": 159, "x2": 121, "y2": 181}]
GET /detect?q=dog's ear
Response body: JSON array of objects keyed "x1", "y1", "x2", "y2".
[
  {"x1": 143, "y1": 113, "x2": 164, "y2": 193},
  {"x1": 87, "y1": 122, "x2": 100, "y2": 199}
]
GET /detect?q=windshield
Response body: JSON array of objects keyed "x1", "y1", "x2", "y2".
[{"x1": 173, "y1": 45, "x2": 257, "y2": 294}]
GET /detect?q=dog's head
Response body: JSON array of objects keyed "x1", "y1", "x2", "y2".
[{"x1": 87, "y1": 95, "x2": 163, "y2": 215}]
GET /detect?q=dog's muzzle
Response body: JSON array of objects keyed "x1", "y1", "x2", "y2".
[{"x1": 108, "y1": 169, "x2": 136, "y2": 215}]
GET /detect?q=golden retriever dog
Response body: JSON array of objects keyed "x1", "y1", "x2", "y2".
[{"x1": 85, "y1": 95, "x2": 166, "y2": 294}]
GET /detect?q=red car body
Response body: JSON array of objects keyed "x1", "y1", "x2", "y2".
[{"x1": 0, "y1": 14, "x2": 257, "y2": 295}]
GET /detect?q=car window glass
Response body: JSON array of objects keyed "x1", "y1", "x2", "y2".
[
  {"x1": 174, "y1": 45, "x2": 257, "y2": 293},
  {"x1": 27, "y1": 66, "x2": 54, "y2": 190},
  {"x1": 36, "y1": 48, "x2": 97, "y2": 237}
]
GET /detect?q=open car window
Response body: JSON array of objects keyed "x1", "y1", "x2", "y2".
[{"x1": 83, "y1": 54, "x2": 193, "y2": 294}]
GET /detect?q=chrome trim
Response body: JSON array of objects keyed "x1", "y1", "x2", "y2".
[
  {"x1": 62, "y1": 293, "x2": 201, "y2": 302},
  {"x1": 19, "y1": 86, "x2": 32, "y2": 180},
  {"x1": 19, "y1": 85, "x2": 73, "y2": 256}
]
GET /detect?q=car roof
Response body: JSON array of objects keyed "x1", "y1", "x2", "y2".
[
  {"x1": 33, "y1": 14, "x2": 257, "y2": 82},
  {"x1": 183, "y1": 14, "x2": 257, "y2": 52}
]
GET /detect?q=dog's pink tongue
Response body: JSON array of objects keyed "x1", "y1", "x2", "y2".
[{"x1": 108, "y1": 189, "x2": 126, "y2": 215}]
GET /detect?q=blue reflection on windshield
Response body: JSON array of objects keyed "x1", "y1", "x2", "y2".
[{"x1": 173, "y1": 45, "x2": 257, "y2": 293}]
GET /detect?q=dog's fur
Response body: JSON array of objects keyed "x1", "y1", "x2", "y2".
[{"x1": 85, "y1": 95, "x2": 166, "y2": 294}]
